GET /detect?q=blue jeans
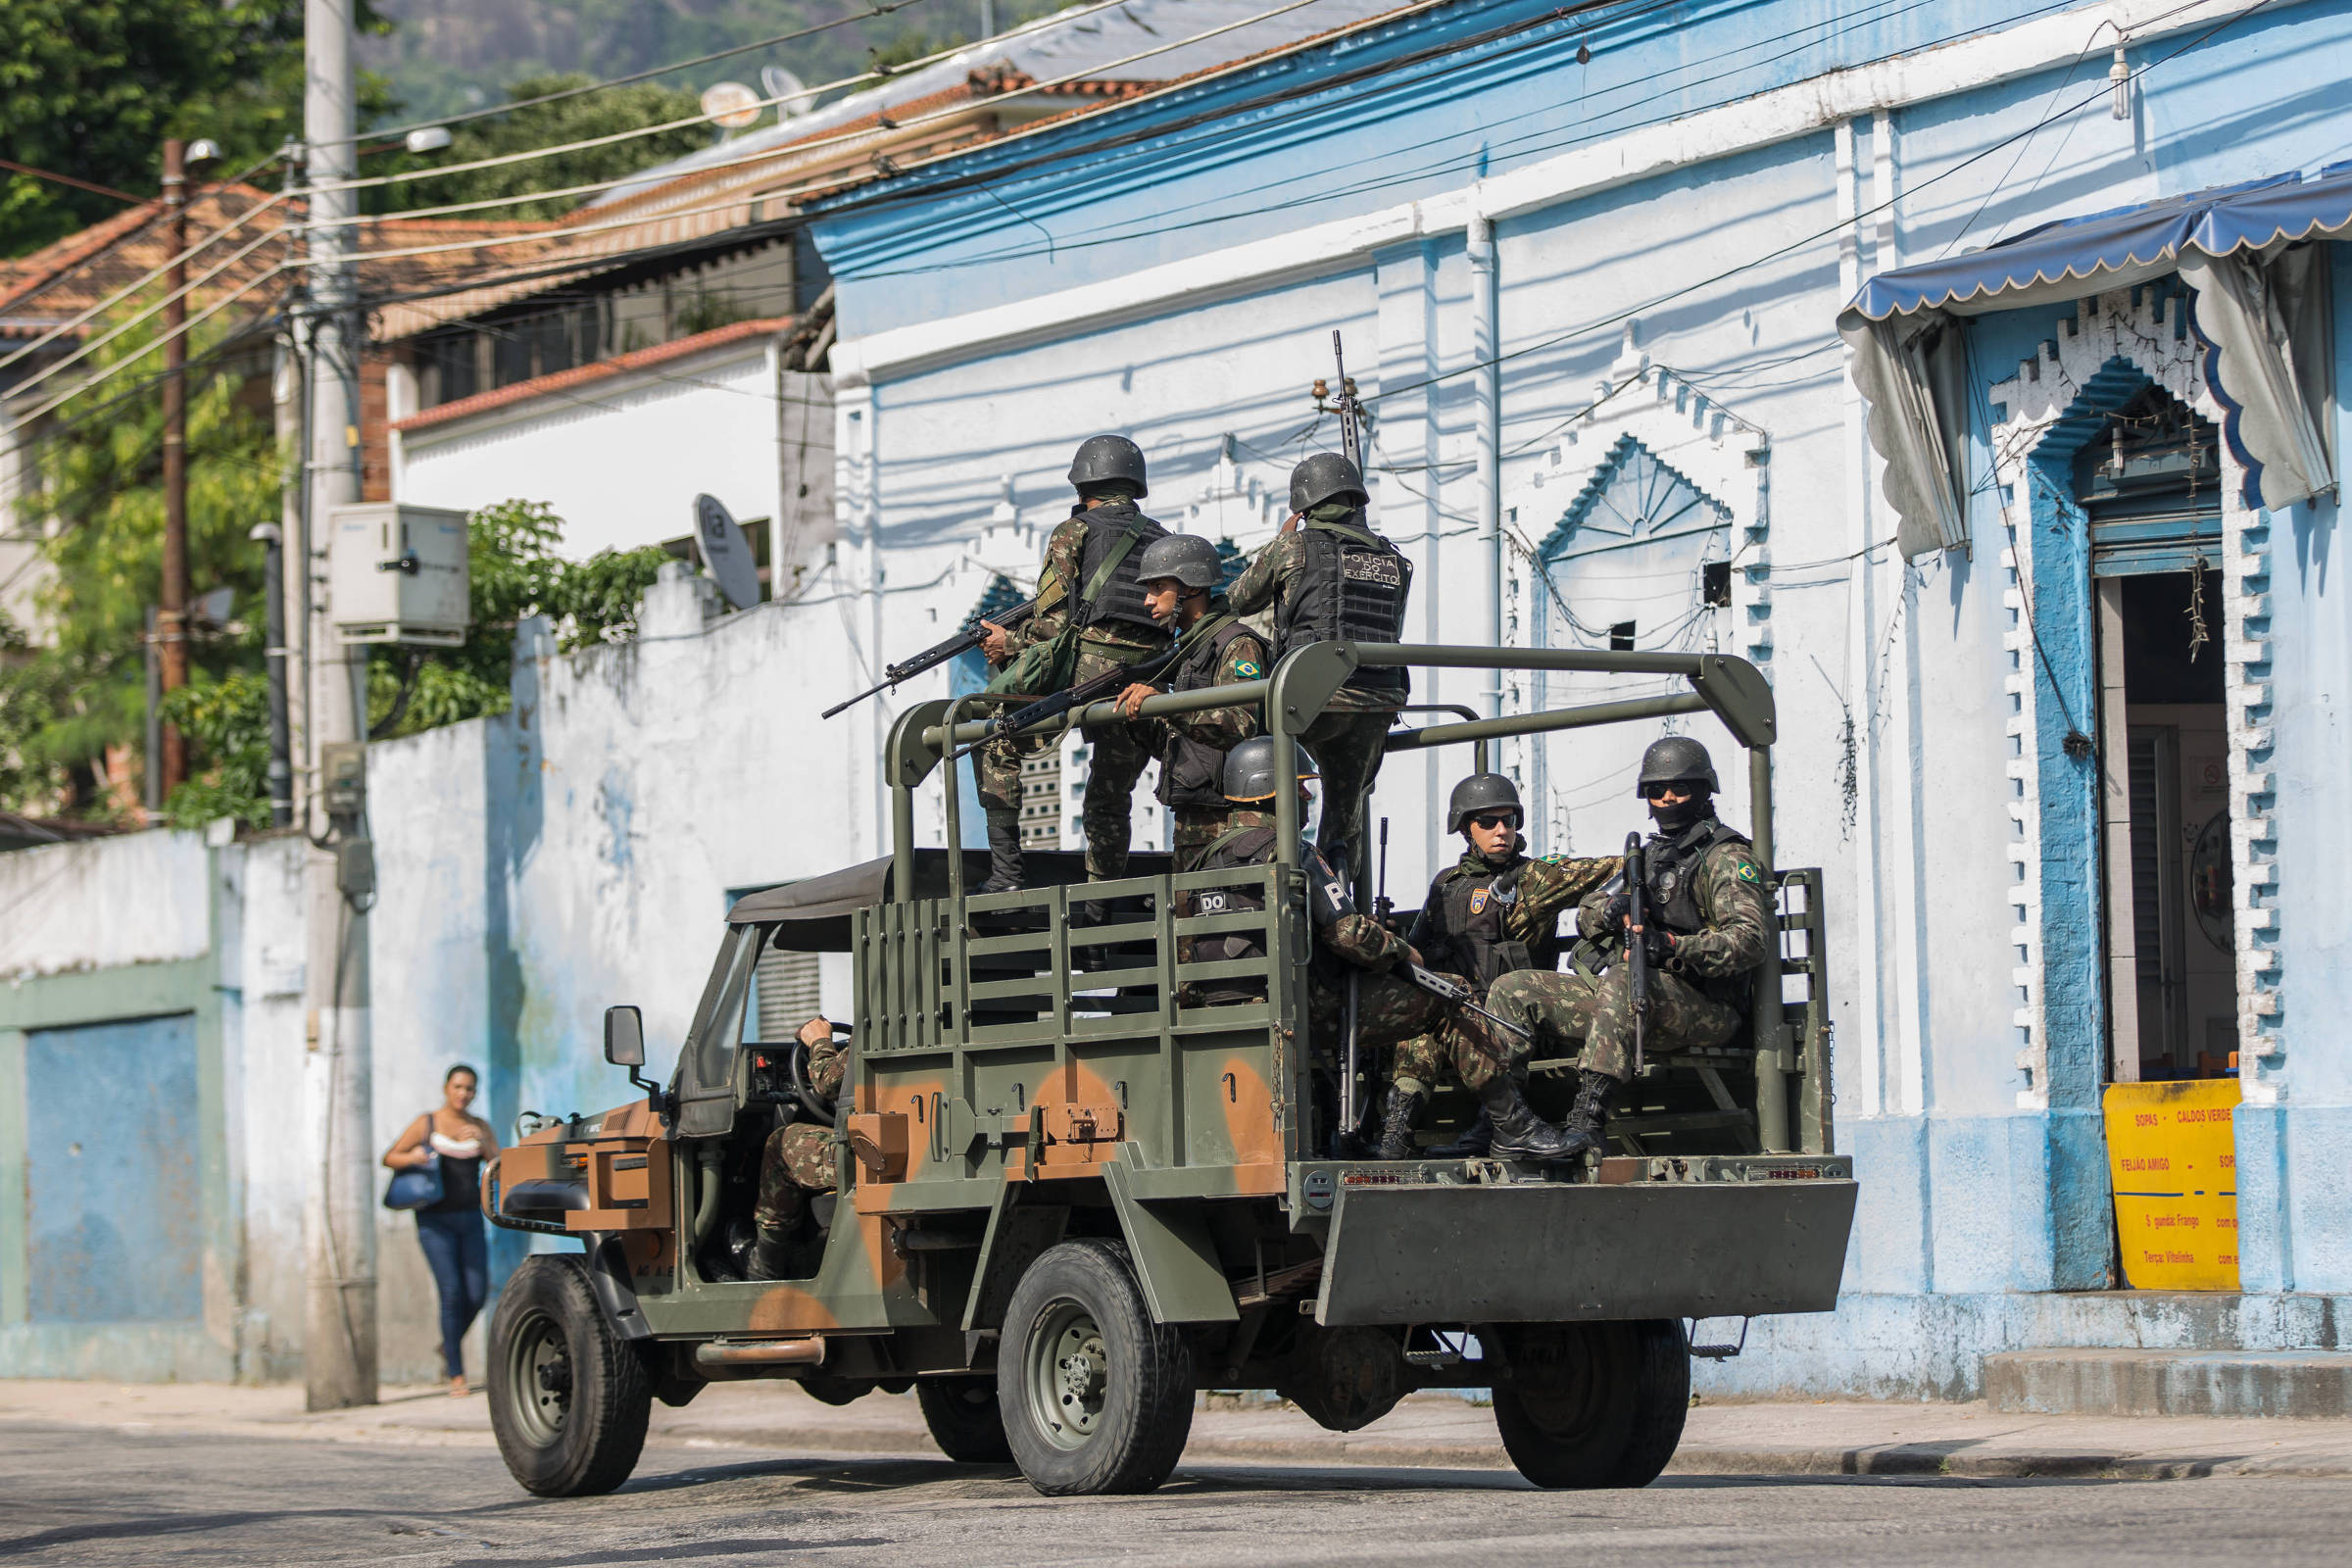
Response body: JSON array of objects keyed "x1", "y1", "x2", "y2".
[{"x1": 414, "y1": 1208, "x2": 489, "y2": 1379}]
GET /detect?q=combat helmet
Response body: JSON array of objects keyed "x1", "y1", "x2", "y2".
[
  {"x1": 1635, "y1": 735, "x2": 1718, "y2": 795},
  {"x1": 1135, "y1": 532, "x2": 1223, "y2": 592},
  {"x1": 1446, "y1": 772, "x2": 1523, "y2": 834},
  {"x1": 1222, "y1": 736, "x2": 1319, "y2": 804},
  {"x1": 1289, "y1": 451, "x2": 1369, "y2": 514},
  {"x1": 1068, "y1": 434, "x2": 1149, "y2": 498}
]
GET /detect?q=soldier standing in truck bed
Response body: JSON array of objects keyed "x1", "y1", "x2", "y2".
[
  {"x1": 1485, "y1": 735, "x2": 1774, "y2": 1162},
  {"x1": 1379, "y1": 772, "x2": 1620, "y2": 1160},
  {"x1": 975, "y1": 435, "x2": 1169, "y2": 891},
  {"x1": 1225, "y1": 452, "x2": 1411, "y2": 873},
  {"x1": 1113, "y1": 533, "x2": 1268, "y2": 873}
]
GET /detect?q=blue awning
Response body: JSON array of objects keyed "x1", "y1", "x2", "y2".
[
  {"x1": 1848, "y1": 168, "x2": 2352, "y2": 322},
  {"x1": 1842, "y1": 167, "x2": 2348, "y2": 556}
]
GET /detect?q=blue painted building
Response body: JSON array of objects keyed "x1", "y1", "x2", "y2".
[{"x1": 800, "y1": 0, "x2": 2352, "y2": 1395}]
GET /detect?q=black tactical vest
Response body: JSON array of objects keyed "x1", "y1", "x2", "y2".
[
  {"x1": 1644, "y1": 816, "x2": 1752, "y2": 936},
  {"x1": 1189, "y1": 823, "x2": 1277, "y2": 1000},
  {"x1": 1429, "y1": 854, "x2": 1555, "y2": 989},
  {"x1": 1276, "y1": 514, "x2": 1411, "y2": 694},
  {"x1": 1154, "y1": 613, "x2": 1257, "y2": 810},
  {"x1": 1075, "y1": 501, "x2": 1169, "y2": 633}
]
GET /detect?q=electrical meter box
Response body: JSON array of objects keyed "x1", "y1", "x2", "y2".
[{"x1": 328, "y1": 503, "x2": 470, "y2": 646}]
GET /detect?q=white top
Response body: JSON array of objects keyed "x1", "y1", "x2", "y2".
[{"x1": 428, "y1": 1128, "x2": 482, "y2": 1159}]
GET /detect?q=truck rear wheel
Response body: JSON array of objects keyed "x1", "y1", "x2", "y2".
[
  {"x1": 1492, "y1": 1319, "x2": 1689, "y2": 1489},
  {"x1": 998, "y1": 1240, "x2": 1193, "y2": 1494},
  {"x1": 487, "y1": 1253, "x2": 652, "y2": 1496},
  {"x1": 918, "y1": 1376, "x2": 1014, "y2": 1462}
]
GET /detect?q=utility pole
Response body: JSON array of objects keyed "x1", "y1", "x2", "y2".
[
  {"x1": 158, "y1": 138, "x2": 190, "y2": 796},
  {"x1": 301, "y1": 0, "x2": 376, "y2": 1412}
]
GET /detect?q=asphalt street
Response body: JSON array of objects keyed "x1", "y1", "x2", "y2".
[{"x1": 10, "y1": 1421, "x2": 2352, "y2": 1568}]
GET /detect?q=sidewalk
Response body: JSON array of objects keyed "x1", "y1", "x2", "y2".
[{"x1": 8, "y1": 1378, "x2": 2352, "y2": 1480}]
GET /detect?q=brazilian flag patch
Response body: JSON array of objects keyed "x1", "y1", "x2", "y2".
[
  {"x1": 1234, "y1": 660, "x2": 1261, "y2": 678},
  {"x1": 1736, "y1": 861, "x2": 1762, "y2": 883}
]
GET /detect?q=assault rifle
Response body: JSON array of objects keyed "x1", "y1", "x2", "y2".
[
  {"x1": 822, "y1": 597, "x2": 1038, "y2": 719},
  {"x1": 1623, "y1": 831, "x2": 1651, "y2": 1072},
  {"x1": 1399, "y1": 963, "x2": 1535, "y2": 1047},
  {"x1": 1315, "y1": 329, "x2": 1367, "y2": 476},
  {"x1": 949, "y1": 638, "x2": 1185, "y2": 761}
]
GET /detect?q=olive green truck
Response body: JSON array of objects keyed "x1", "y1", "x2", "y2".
[{"x1": 480, "y1": 644, "x2": 1856, "y2": 1497}]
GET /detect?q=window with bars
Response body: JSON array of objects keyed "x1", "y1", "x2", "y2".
[{"x1": 753, "y1": 941, "x2": 823, "y2": 1042}]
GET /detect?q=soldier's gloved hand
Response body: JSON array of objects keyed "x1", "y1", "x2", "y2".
[
  {"x1": 1579, "y1": 893, "x2": 1629, "y2": 942},
  {"x1": 1640, "y1": 925, "x2": 1678, "y2": 968}
]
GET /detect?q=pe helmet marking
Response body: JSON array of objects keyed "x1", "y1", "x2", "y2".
[
  {"x1": 1289, "y1": 451, "x2": 1368, "y2": 514},
  {"x1": 1222, "y1": 736, "x2": 1319, "y2": 803},
  {"x1": 1635, "y1": 734, "x2": 1718, "y2": 795},
  {"x1": 1135, "y1": 532, "x2": 1223, "y2": 592},
  {"x1": 1446, "y1": 771, "x2": 1523, "y2": 834},
  {"x1": 1068, "y1": 433, "x2": 1149, "y2": 497}
]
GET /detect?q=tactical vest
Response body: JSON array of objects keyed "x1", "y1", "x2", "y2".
[
  {"x1": 1644, "y1": 815, "x2": 1760, "y2": 1009},
  {"x1": 1154, "y1": 612, "x2": 1256, "y2": 810},
  {"x1": 1276, "y1": 514, "x2": 1411, "y2": 695},
  {"x1": 1075, "y1": 502, "x2": 1169, "y2": 634},
  {"x1": 1430, "y1": 854, "x2": 1555, "y2": 989},
  {"x1": 1189, "y1": 823, "x2": 1277, "y2": 1000}
]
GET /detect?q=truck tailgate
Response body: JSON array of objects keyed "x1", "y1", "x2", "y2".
[{"x1": 1314, "y1": 1178, "x2": 1856, "y2": 1326}]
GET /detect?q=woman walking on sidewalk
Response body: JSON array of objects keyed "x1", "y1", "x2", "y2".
[{"x1": 383, "y1": 1065, "x2": 500, "y2": 1396}]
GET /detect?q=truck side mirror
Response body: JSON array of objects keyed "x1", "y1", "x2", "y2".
[{"x1": 604, "y1": 1004, "x2": 646, "y2": 1067}]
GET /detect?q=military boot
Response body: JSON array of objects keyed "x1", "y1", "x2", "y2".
[
  {"x1": 745, "y1": 1227, "x2": 794, "y2": 1282},
  {"x1": 1374, "y1": 1087, "x2": 1427, "y2": 1161},
  {"x1": 979, "y1": 808, "x2": 1025, "y2": 894},
  {"x1": 1554, "y1": 1068, "x2": 1618, "y2": 1163},
  {"x1": 1429, "y1": 1107, "x2": 1491, "y2": 1158},
  {"x1": 1480, "y1": 1074, "x2": 1571, "y2": 1161}
]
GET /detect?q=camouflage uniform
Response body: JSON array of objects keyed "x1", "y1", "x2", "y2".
[
  {"x1": 976, "y1": 503, "x2": 1170, "y2": 878},
  {"x1": 1133, "y1": 606, "x2": 1268, "y2": 873},
  {"x1": 755, "y1": 1032, "x2": 847, "y2": 1231},
  {"x1": 1389, "y1": 846, "x2": 1621, "y2": 1094},
  {"x1": 1486, "y1": 816, "x2": 1773, "y2": 1082},
  {"x1": 1225, "y1": 508, "x2": 1406, "y2": 863}
]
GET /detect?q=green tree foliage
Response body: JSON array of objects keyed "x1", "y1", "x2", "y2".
[
  {"x1": 370, "y1": 74, "x2": 709, "y2": 222},
  {"x1": 1, "y1": 295, "x2": 278, "y2": 820},
  {"x1": 0, "y1": 2, "x2": 390, "y2": 258}
]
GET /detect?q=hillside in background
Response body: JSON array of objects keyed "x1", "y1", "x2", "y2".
[{"x1": 361, "y1": 0, "x2": 1059, "y2": 123}]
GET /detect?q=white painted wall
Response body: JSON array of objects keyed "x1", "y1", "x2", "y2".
[
  {"x1": 396, "y1": 342, "x2": 836, "y2": 581},
  {"x1": 0, "y1": 832, "x2": 211, "y2": 981}
]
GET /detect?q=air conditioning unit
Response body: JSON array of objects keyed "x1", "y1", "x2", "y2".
[{"x1": 327, "y1": 503, "x2": 470, "y2": 647}]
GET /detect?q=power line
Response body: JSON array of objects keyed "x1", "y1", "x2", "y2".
[
  {"x1": 336, "y1": 0, "x2": 948, "y2": 149},
  {"x1": 309, "y1": 0, "x2": 1152, "y2": 204}
]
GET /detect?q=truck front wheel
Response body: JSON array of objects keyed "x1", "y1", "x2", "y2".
[
  {"x1": 1492, "y1": 1319, "x2": 1689, "y2": 1489},
  {"x1": 998, "y1": 1240, "x2": 1193, "y2": 1494},
  {"x1": 486, "y1": 1254, "x2": 653, "y2": 1496}
]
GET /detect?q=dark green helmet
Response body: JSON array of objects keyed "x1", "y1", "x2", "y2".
[
  {"x1": 1636, "y1": 734, "x2": 1718, "y2": 795},
  {"x1": 1135, "y1": 533, "x2": 1222, "y2": 591},
  {"x1": 1446, "y1": 772, "x2": 1523, "y2": 834},
  {"x1": 1289, "y1": 451, "x2": 1368, "y2": 513},
  {"x1": 1068, "y1": 434, "x2": 1149, "y2": 498},
  {"x1": 1222, "y1": 736, "x2": 1318, "y2": 804}
]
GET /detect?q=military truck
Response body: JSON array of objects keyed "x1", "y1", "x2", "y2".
[{"x1": 479, "y1": 643, "x2": 1854, "y2": 1498}]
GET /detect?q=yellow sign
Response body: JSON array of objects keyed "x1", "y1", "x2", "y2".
[{"x1": 2103, "y1": 1079, "x2": 2241, "y2": 1291}]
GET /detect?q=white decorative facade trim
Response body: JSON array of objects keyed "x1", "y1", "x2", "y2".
[{"x1": 1984, "y1": 285, "x2": 2278, "y2": 1109}]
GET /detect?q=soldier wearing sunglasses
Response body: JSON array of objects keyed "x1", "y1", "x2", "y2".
[
  {"x1": 1485, "y1": 735, "x2": 1775, "y2": 1162},
  {"x1": 1374, "y1": 773, "x2": 1620, "y2": 1161}
]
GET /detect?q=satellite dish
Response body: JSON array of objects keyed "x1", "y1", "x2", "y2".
[
  {"x1": 760, "y1": 66, "x2": 815, "y2": 120},
  {"x1": 700, "y1": 81, "x2": 763, "y2": 131},
  {"x1": 694, "y1": 494, "x2": 761, "y2": 611}
]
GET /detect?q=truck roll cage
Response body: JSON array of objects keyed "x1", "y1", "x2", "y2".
[{"x1": 887, "y1": 642, "x2": 1815, "y2": 1155}]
